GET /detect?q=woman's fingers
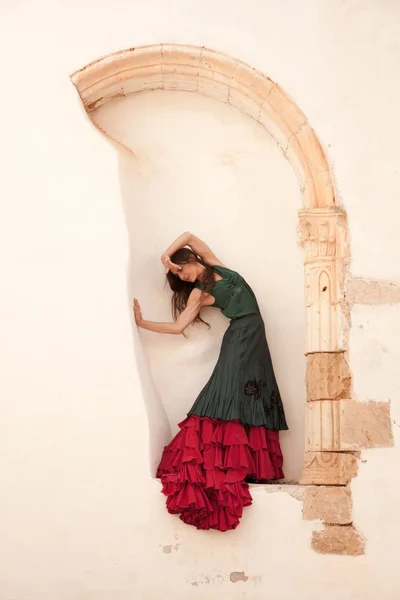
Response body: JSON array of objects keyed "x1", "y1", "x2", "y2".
[
  {"x1": 133, "y1": 298, "x2": 142, "y2": 323},
  {"x1": 162, "y1": 257, "x2": 182, "y2": 275},
  {"x1": 168, "y1": 260, "x2": 182, "y2": 274},
  {"x1": 163, "y1": 257, "x2": 171, "y2": 274}
]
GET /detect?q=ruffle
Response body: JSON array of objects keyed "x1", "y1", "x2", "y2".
[{"x1": 157, "y1": 416, "x2": 284, "y2": 531}]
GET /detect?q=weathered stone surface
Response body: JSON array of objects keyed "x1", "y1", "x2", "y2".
[
  {"x1": 303, "y1": 486, "x2": 352, "y2": 524},
  {"x1": 306, "y1": 352, "x2": 351, "y2": 401},
  {"x1": 312, "y1": 525, "x2": 365, "y2": 556},
  {"x1": 300, "y1": 452, "x2": 358, "y2": 485},
  {"x1": 345, "y1": 277, "x2": 400, "y2": 305},
  {"x1": 297, "y1": 210, "x2": 348, "y2": 353},
  {"x1": 268, "y1": 84, "x2": 307, "y2": 134},
  {"x1": 305, "y1": 400, "x2": 393, "y2": 452},
  {"x1": 305, "y1": 400, "x2": 341, "y2": 451},
  {"x1": 340, "y1": 400, "x2": 393, "y2": 450}
]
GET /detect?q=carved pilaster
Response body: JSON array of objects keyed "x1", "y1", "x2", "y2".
[{"x1": 298, "y1": 208, "x2": 348, "y2": 353}]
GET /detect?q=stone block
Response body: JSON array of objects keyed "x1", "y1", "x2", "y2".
[
  {"x1": 305, "y1": 400, "x2": 392, "y2": 452},
  {"x1": 267, "y1": 84, "x2": 307, "y2": 134},
  {"x1": 300, "y1": 452, "x2": 358, "y2": 485},
  {"x1": 303, "y1": 486, "x2": 352, "y2": 524},
  {"x1": 258, "y1": 102, "x2": 293, "y2": 152},
  {"x1": 306, "y1": 352, "x2": 351, "y2": 401},
  {"x1": 161, "y1": 44, "x2": 202, "y2": 68},
  {"x1": 312, "y1": 525, "x2": 365, "y2": 556},
  {"x1": 286, "y1": 132, "x2": 313, "y2": 187},
  {"x1": 295, "y1": 124, "x2": 328, "y2": 179},
  {"x1": 340, "y1": 400, "x2": 393, "y2": 450},
  {"x1": 200, "y1": 48, "x2": 238, "y2": 78},
  {"x1": 345, "y1": 277, "x2": 400, "y2": 305}
]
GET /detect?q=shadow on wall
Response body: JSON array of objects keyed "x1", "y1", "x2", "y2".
[
  {"x1": 120, "y1": 151, "x2": 172, "y2": 476},
  {"x1": 93, "y1": 90, "x2": 306, "y2": 481}
]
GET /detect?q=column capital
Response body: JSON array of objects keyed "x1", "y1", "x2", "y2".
[{"x1": 298, "y1": 208, "x2": 348, "y2": 262}]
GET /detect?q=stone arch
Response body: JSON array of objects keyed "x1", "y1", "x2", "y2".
[
  {"x1": 71, "y1": 44, "x2": 334, "y2": 210},
  {"x1": 71, "y1": 44, "x2": 392, "y2": 555}
]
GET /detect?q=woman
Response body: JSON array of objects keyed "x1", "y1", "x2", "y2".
[{"x1": 133, "y1": 232, "x2": 288, "y2": 531}]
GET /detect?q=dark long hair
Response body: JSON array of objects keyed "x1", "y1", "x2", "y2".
[{"x1": 166, "y1": 248, "x2": 215, "y2": 327}]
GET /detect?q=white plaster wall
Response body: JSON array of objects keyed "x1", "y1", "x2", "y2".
[
  {"x1": 1, "y1": 0, "x2": 400, "y2": 599},
  {"x1": 350, "y1": 304, "x2": 400, "y2": 597},
  {"x1": 93, "y1": 91, "x2": 305, "y2": 481}
]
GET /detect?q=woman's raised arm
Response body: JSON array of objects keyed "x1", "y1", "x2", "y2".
[{"x1": 161, "y1": 232, "x2": 224, "y2": 268}]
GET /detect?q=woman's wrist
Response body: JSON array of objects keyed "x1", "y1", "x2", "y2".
[{"x1": 160, "y1": 253, "x2": 169, "y2": 266}]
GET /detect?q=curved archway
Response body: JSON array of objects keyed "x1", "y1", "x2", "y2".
[
  {"x1": 71, "y1": 44, "x2": 335, "y2": 210},
  {"x1": 71, "y1": 44, "x2": 361, "y2": 553}
]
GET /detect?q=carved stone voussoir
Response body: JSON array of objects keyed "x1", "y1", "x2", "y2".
[
  {"x1": 306, "y1": 352, "x2": 351, "y2": 401},
  {"x1": 300, "y1": 451, "x2": 358, "y2": 485},
  {"x1": 312, "y1": 525, "x2": 365, "y2": 556},
  {"x1": 298, "y1": 208, "x2": 348, "y2": 261}
]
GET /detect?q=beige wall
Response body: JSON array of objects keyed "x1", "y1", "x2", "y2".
[{"x1": 1, "y1": 1, "x2": 400, "y2": 599}]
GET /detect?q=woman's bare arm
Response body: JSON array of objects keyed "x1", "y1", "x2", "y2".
[
  {"x1": 134, "y1": 289, "x2": 208, "y2": 335},
  {"x1": 186, "y1": 233, "x2": 224, "y2": 267},
  {"x1": 161, "y1": 232, "x2": 191, "y2": 262},
  {"x1": 161, "y1": 232, "x2": 224, "y2": 269}
]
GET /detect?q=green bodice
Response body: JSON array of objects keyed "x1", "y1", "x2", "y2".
[{"x1": 196, "y1": 266, "x2": 260, "y2": 320}]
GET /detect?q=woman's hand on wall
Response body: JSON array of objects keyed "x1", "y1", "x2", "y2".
[
  {"x1": 133, "y1": 298, "x2": 144, "y2": 327},
  {"x1": 132, "y1": 291, "x2": 201, "y2": 335}
]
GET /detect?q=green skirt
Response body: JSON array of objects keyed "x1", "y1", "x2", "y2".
[{"x1": 188, "y1": 314, "x2": 288, "y2": 430}]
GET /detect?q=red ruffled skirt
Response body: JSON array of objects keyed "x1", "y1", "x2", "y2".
[{"x1": 156, "y1": 415, "x2": 284, "y2": 531}]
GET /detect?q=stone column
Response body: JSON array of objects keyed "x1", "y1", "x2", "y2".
[
  {"x1": 298, "y1": 208, "x2": 348, "y2": 354},
  {"x1": 298, "y1": 207, "x2": 353, "y2": 485}
]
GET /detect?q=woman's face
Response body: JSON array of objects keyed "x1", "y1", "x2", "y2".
[{"x1": 177, "y1": 261, "x2": 199, "y2": 283}]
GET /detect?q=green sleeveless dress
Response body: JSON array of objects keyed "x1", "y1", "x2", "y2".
[{"x1": 188, "y1": 266, "x2": 288, "y2": 431}]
